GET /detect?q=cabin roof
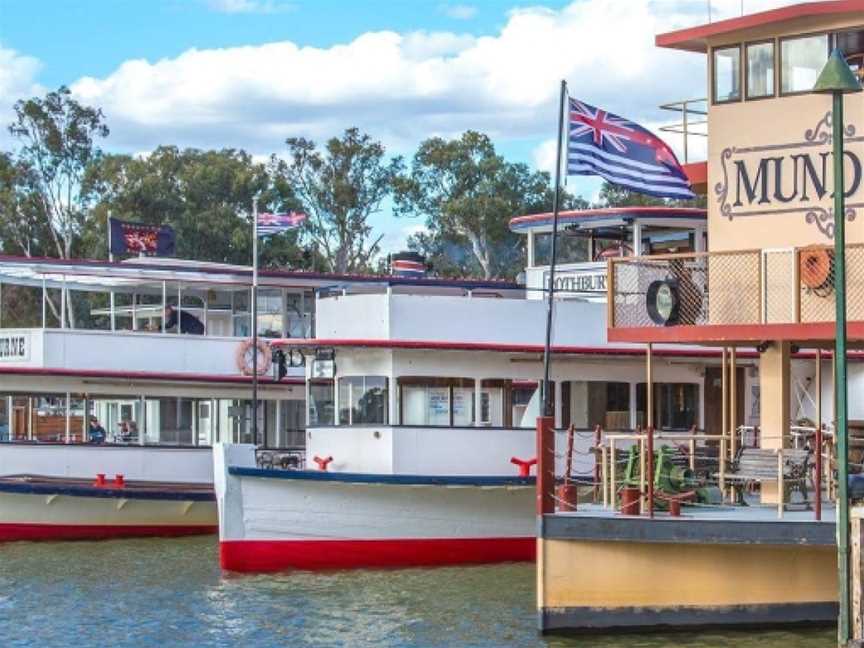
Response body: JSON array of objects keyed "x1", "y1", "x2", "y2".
[
  {"x1": 508, "y1": 206, "x2": 706, "y2": 234},
  {"x1": 656, "y1": 0, "x2": 864, "y2": 53},
  {"x1": 0, "y1": 254, "x2": 521, "y2": 292}
]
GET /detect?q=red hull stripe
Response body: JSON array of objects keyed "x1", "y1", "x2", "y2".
[
  {"x1": 219, "y1": 537, "x2": 536, "y2": 572},
  {"x1": 0, "y1": 523, "x2": 216, "y2": 542}
]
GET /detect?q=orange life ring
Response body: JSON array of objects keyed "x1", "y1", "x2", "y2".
[
  {"x1": 799, "y1": 247, "x2": 833, "y2": 290},
  {"x1": 236, "y1": 339, "x2": 272, "y2": 376}
]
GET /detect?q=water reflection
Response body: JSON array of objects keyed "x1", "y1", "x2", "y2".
[{"x1": 0, "y1": 536, "x2": 834, "y2": 648}]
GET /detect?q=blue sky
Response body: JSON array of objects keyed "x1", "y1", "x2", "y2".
[{"x1": 0, "y1": 0, "x2": 800, "y2": 253}]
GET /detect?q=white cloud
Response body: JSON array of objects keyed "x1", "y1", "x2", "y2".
[
  {"x1": 440, "y1": 4, "x2": 478, "y2": 20},
  {"x1": 379, "y1": 222, "x2": 429, "y2": 255},
  {"x1": 67, "y1": 0, "x2": 810, "y2": 158},
  {"x1": 0, "y1": 44, "x2": 44, "y2": 147},
  {"x1": 206, "y1": 0, "x2": 295, "y2": 14}
]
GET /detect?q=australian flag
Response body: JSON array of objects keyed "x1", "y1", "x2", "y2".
[
  {"x1": 257, "y1": 211, "x2": 307, "y2": 237},
  {"x1": 567, "y1": 98, "x2": 695, "y2": 200}
]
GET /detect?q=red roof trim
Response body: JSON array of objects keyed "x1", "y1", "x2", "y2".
[
  {"x1": 272, "y1": 337, "x2": 754, "y2": 359},
  {"x1": 0, "y1": 366, "x2": 304, "y2": 386},
  {"x1": 608, "y1": 322, "x2": 864, "y2": 346},
  {"x1": 657, "y1": 1, "x2": 864, "y2": 53}
]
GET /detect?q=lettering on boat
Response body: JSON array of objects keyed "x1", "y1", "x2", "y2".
[
  {"x1": 715, "y1": 111, "x2": 864, "y2": 239},
  {"x1": 544, "y1": 270, "x2": 607, "y2": 294},
  {"x1": 0, "y1": 333, "x2": 28, "y2": 361}
]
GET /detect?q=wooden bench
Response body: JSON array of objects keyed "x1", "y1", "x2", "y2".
[{"x1": 721, "y1": 447, "x2": 810, "y2": 510}]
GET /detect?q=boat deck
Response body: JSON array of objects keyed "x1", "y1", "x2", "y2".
[{"x1": 0, "y1": 474, "x2": 215, "y2": 500}]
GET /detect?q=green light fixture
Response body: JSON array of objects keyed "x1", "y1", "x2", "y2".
[
  {"x1": 812, "y1": 47, "x2": 860, "y2": 646},
  {"x1": 813, "y1": 48, "x2": 862, "y2": 95}
]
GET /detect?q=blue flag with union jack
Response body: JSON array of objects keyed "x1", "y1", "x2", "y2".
[
  {"x1": 257, "y1": 211, "x2": 307, "y2": 237},
  {"x1": 567, "y1": 98, "x2": 695, "y2": 200}
]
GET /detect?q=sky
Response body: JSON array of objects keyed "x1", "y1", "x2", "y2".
[{"x1": 0, "y1": 0, "x2": 811, "y2": 253}]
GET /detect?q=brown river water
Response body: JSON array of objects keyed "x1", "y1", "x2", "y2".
[{"x1": 0, "y1": 536, "x2": 833, "y2": 647}]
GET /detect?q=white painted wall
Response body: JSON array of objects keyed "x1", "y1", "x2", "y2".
[
  {"x1": 306, "y1": 426, "x2": 394, "y2": 474},
  {"x1": 0, "y1": 444, "x2": 214, "y2": 483}
]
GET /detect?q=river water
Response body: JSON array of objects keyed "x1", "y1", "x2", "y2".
[{"x1": 0, "y1": 536, "x2": 833, "y2": 647}]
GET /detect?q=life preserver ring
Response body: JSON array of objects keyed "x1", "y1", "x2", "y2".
[
  {"x1": 236, "y1": 339, "x2": 272, "y2": 376},
  {"x1": 799, "y1": 247, "x2": 833, "y2": 291}
]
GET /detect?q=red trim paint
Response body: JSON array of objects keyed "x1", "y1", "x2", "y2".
[
  {"x1": 609, "y1": 322, "x2": 864, "y2": 346},
  {"x1": 0, "y1": 523, "x2": 216, "y2": 542},
  {"x1": 656, "y1": 1, "x2": 864, "y2": 53},
  {"x1": 272, "y1": 337, "x2": 760, "y2": 359},
  {"x1": 219, "y1": 537, "x2": 536, "y2": 572},
  {"x1": 0, "y1": 365, "x2": 304, "y2": 386},
  {"x1": 683, "y1": 162, "x2": 708, "y2": 189}
]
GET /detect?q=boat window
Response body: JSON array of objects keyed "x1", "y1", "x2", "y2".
[
  {"x1": 838, "y1": 29, "x2": 864, "y2": 85},
  {"x1": 781, "y1": 34, "x2": 829, "y2": 94},
  {"x1": 256, "y1": 288, "x2": 283, "y2": 339},
  {"x1": 338, "y1": 376, "x2": 389, "y2": 425},
  {"x1": 746, "y1": 41, "x2": 775, "y2": 99},
  {"x1": 309, "y1": 379, "x2": 335, "y2": 426},
  {"x1": 565, "y1": 381, "x2": 630, "y2": 430},
  {"x1": 713, "y1": 45, "x2": 741, "y2": 103},
  {"x1": 636, "y1": 383, "x2": 699, "y2": 430},
  {"x1": 533, "y1": 233, "x2": 590, "y2": 266},
  {"x1": 398, "y1": 378, "x2": 474, "y2": 426}
]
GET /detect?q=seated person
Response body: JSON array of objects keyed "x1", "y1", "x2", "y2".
[
  {"x1": 88, "y1": 417, "x2": 107, "y2": 444},
  {"x1": 163, "y1": 305, "x2": 205, "y2": 335}
]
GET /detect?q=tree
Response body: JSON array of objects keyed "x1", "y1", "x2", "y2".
[
  {"x1": 394, "y1": 131, "x2": 566, "y2": 280},
  {"x1": 7, "y1": 86, "x2": 109, "y2": 260},
  {"x1": 84, "y1": 146, "x2": 313, "y2": 269},
  {"x1": 0, "y1": 152, "x2": 53, "y2": 257},
  {"x1": 276, "y1": 128, "x2": 403, "y2": 274},
  {"x1": 595, "y1": 181, "x2": 706, "y2": 209}
]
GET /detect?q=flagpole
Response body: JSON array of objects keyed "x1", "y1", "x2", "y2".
[
  {"x1": 252, "y1": 197, "x2": 260, "y2": 447},
  {"x1": 541, "y1": 79, "x2": 567, "y2": 418}
]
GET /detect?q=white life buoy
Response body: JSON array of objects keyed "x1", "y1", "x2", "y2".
[{"x1": 236, "y1": 339, "x2": 273, "y2": 376}]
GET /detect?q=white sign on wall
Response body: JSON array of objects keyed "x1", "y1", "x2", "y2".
[
  {"x1": 0, "y1": 333, "x2": 28, "y2": 362},
  {"x1": 544, "y1": 270, "x2": 607, "y2": 294}
]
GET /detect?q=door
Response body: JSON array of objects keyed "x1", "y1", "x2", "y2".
[{"x1": 704, "y1": 367, "x2": 745, "y2": 434}]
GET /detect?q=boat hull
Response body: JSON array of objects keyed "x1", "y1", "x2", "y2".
[
  {"x1": 215, "y1": 448, "x2": 536, "y2": 572},
  {"x1": 0, "y1": 478, "x2": 217, "y2": 542}
]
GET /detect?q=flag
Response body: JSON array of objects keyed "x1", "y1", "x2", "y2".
[
  {"x1": 566, "y1": 98, "x2": 695, "y2": 200},
  {"x1": 257, "y1": 211, "x2": 307, "y2": 237},
  {"x1": 109, "y1": 217, "x2": 175, "y2": 256}
]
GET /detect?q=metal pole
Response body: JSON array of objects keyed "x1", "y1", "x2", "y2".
[
  {"x1": 252, "y1": 197, "x2": 260, "y2": 447},
  {"x1": 108, "y1": 213, "x2": 115, "y2": 331},
  {"x1": 541, "y1": 79, "x2": 567, "y2": 417},
  {"x1": 832, "y1": 90, "x2": 851, "y2": 644}
]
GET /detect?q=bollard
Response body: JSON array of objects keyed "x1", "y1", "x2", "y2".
[
  {"x1": 94, "y1": 473, "x2": 106, "y2": 487},
  {"x1": 113, "y1": 474, "x2": 125, "y2": 488},
  {"x1": 510, "y1": 456, "x2": 537, "y2": 478},
  {"x1": 313, "y1": 455, "x2": 333, "y2": 471}
]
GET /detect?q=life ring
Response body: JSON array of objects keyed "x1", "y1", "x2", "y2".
[
  {"x1": 236, "y1": 339, "x2": 272, "y2": 376},
  {"x1": 799, "y1": 247, "x2": 833, "y2": 291}
]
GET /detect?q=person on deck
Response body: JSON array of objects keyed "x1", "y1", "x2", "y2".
[
  {"x1": 88, "y1": 417, "x2": 106, "y2": 444},
  {"x1": 163, "y1": 305, "x2": 205, "y2": 335}
]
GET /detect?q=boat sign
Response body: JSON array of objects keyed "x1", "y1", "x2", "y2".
[
  {"x1": 0, "y1": 333, "x2": 28, "y2": 362},
  {"x1": 544, "y1": 269, "x2": 607, "y2": 294}
]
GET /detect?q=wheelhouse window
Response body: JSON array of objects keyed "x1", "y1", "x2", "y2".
[
  {"x1": 398, "y1": 378, "x2": 474, "y2": 426},
  {"x1": 838, "y1": 29, "x2": 864, "y2": 85},
  {"x1": 713, "y1": 45, "x2": 741, "y2": 103},
  {"x1": 746, "y1": 41, "x2": 775, "y2": 99},
  {"x1": 636, "y1": 383, "x2": 699, "y2": 430},
  {"x1": 533, "y1": 233, "x2": 590, "y2": 266},
  {"x1": 308, "y1": 379, "x2": 335, "y2": 426},
  {"x1": 338, "y1": 376, "x2": 388, "y2": 425},
  {"x1": 781, "y1": 34, "x2": 829, "y2": 94},
  {"x1": 566, "y1": 381, "x2": 630, "y2": 430}
]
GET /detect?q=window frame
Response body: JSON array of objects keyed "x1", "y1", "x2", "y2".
[
  {"x1": 744, "y1": 39, "x2": 777, "y2": 101},
  {"x1": 778, "y1": 31, "x2": 831, "y2": 97},
  {"x1": 711, "y1": 43, "x2": 743, "y2": 105}
]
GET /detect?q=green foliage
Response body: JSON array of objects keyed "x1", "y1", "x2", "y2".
[
  {"x1": 394, "y1": 131, "x2": 584, "y2": 280},
  {"x1": 7, "y1": 86, "x2": 109, "y2": 259},
  {"x1": 276, "y1": 128, "x2": 403, "y2": 274},
  {"x1": 83, "y1": 146, "x2": 315, "y2": 269}
]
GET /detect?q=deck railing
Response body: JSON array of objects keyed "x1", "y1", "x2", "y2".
[{"x1": 608, "y1": 244, "x2": 864, "y2": 329}]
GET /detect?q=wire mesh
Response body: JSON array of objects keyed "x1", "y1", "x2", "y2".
[{"x1": 610, "y1": 244, "x2": 864, "y2": 329}]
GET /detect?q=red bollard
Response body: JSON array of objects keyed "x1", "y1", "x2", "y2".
[
  {"x1": 94, "y1": 473, "x2": 106, "y2": 487},
  {"x1": 113, "y1": 474, "x2": 125, "y2": 488},
  {"x1": 313, "y1": 455, "x2": 333, "y2": 471},
  {"x1": 510, "y1": 456, "x2": 537, "y2": 478}
]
